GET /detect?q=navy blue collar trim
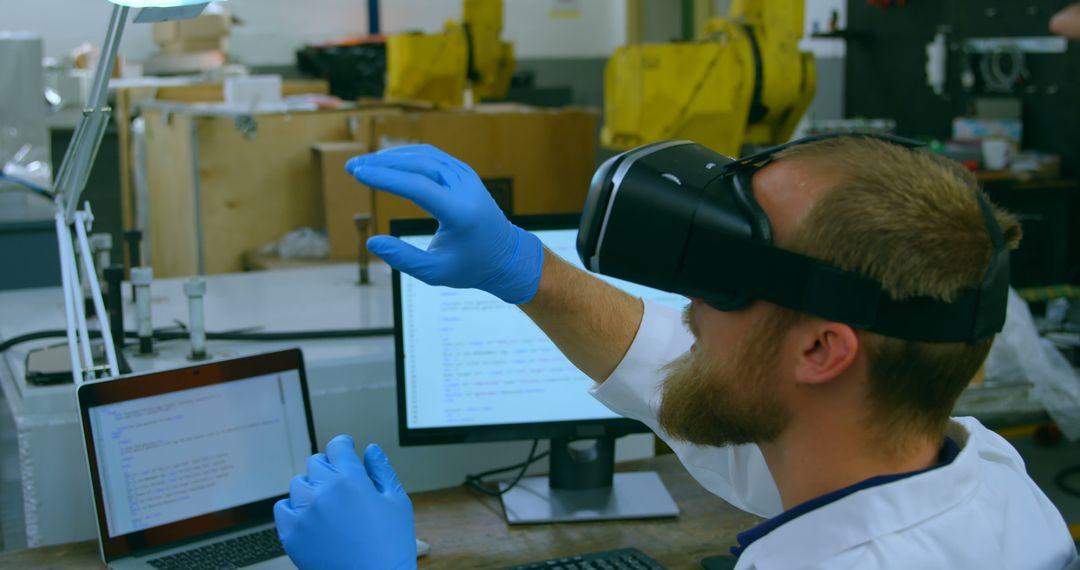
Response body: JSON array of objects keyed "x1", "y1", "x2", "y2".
[{"x1": 730, "y1": 437, "x2": 961, "y2": 558}]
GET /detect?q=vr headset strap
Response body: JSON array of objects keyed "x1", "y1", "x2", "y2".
[{"x1": 679, "y1": 231, "x2": 1004, "y2": 344}]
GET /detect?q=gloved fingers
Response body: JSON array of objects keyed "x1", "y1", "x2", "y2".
[
  {"x1": 390, "y1": 144, "x2": 477, "y2": 179},
  {"x1": 288, "y1": 474, "x2": 317, "y2": 509},
  {"x1": 352, "y1": 166, "x2": 457, "y2": 222},
  {"x1": 272, "y1": 498, "x2": 297, "y2": 540},
  {"x1": 347, "y1": 149, "x2": 464, "y2": 189},
  {"x1": 306, "y1": 452, "x2": 338, "y2": 483},
  {"x1": 350, "y1": 144, "x2": 471, "y2": 177},
  {"x1": 363, "y1": 444, "x2": 406, "y2": 496},
  {"x1": 325, "y1": 434, "x2": 366, "y2": 475},
  {"x1": 367, "y1": 236, "x2": 439, "y2": 281}
]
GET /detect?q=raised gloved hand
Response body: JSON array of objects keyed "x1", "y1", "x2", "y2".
[
  {"x1": 346, "y1": 144, "x2": 544, "y2": 304},
  {"x1": 274, "y1": 436, "x2": 416, "y2": 570}
]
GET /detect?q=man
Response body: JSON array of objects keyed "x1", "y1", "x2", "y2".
[
  {"x1": 1052, "y1": 3, "x2": 1080, "y2": 39},
  {"x1": 273, "y1": 139, "x2": 1077, "y2": 569}
]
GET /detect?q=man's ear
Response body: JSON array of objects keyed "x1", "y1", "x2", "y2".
[{"x1": 793, "y1": 321, "x2": 859, "y2": 385}]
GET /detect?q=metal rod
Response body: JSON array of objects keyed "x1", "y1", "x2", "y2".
[
  {"x1": 353, "y1": 214, "x2": 372, "y2": 285},
  {"x1": 55, "y1": 4, "x2": 129, "y2": 221},
  {"x1": 184, "y1": 278, "x2": 208, "y2": 360},
  {"x1": 75, "y1": 212, "x2": 119, "y2": 378},
  {"x1": 681, "y1": 0, "x2": 695, "y2": 41},
  {"x1": 124, "y1": 229, "x2": 142, "y2": 301},
  {"x1": 68, "y1": 118, "x2": 113, "y2": 220},
  {"x1": 368, "y1": 0, "x2": 381, "y2": 35},
  {"x1": 60, "y1": 218, "x2": 95, "y2": 384},
  {"x1": 54, "y1": 212, "x2": 83, "y2": 385},
  {"x1": 104, "y1": 265, "x2": 125, "y2": 352},
  {"x1": 89, "y1": 5, "x2": 128, "y2": 112},
  {"x1": 91, "y1": 232, "x2": 112, "y2": 289},
  {"x1": 189, "y1": 122, "x2": 206, "y2": 275},
  {"x1": 131, "y1": 267, "x2": 154, "y2": 354},
  {"x1": 76, "y1": 238, "x2": 94, "y2": 318}
]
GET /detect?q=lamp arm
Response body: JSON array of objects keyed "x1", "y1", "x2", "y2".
[{"x1": 54, "y1": 4, "x2": 129, "y2": 222}]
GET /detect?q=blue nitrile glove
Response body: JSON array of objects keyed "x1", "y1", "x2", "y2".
[
  {"x1": 345, "y1": 144, "x2": 544, "y2": 304},
  {"x1": 274, "y1": 436, "x2": 416, "y2": 570}
]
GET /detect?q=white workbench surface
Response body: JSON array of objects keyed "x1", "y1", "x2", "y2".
[{"x1": 0, "y1": 263, "x2": 652, "y2": 548}]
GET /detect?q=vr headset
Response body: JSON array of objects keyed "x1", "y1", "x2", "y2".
[{"x1": 576, "y1": 134, "x2": 1009, "y2": 343}]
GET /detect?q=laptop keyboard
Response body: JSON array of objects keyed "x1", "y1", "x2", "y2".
[
  {"x1": 146, "y1": 527, "x2": 286, "y2": 570},
  {"x1": 499, "y1": 547, "x2": 666, "y2": 570}
]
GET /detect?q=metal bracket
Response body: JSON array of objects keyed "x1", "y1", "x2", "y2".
[{"x1": 234, "y1": 114, "x2": 258, "y2": 139}]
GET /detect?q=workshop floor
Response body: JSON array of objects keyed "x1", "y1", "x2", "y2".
[{"x1": 0, "y1": 388, "x2": 1075, "y2": 553}]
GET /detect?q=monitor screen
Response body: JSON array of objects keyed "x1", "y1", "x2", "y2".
[
  {"x1": 78, "y1": 350, "x2": 317, "y2": 560},
  {"x1": 393, "y1": 215, "x2": 687, "y2": 445}
]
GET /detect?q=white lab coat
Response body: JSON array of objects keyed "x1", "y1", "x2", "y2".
[{"x1": 590, "y1": 300, "x2": 1078, "y2": 570}]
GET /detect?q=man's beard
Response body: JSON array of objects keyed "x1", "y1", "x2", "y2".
[{"x1": 657, "y1": 306, "x2": 793, "y2": 448}]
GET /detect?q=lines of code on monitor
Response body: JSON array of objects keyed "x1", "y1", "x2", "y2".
[{"x1": 399, "y1": 229, "x2": 686, "y2": 430}]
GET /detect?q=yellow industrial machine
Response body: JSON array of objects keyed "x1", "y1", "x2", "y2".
[
  {"x1": 603, "y1": 0, "x2": 815, "y2": 156},
  {"x1": 386, "y1": 0, "x2": 515, "y2": 108}
]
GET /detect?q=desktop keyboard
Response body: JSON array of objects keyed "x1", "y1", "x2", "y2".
[
  {"x1": 147, "y1": 527, "x2": 285, "y2": 569},
  {"x1": 500, "y1": 547, "x2": 665, "y2": 570}
]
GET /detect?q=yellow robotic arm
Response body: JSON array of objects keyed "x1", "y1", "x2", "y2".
[
  {"x1": 603, "y1": 0, "x2": 815, "y2": 156},
  {"x1": 386, "y1": 0, "x2": 515, "y2": 108}
]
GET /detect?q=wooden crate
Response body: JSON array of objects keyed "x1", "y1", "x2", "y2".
[
  {"x1": 143, "y1": 106, "x2": 387, "y2": 277},
  {"x1": 114, "y1": 80, "x2": 328, "y2": 239},
  {"x1": 365, "y1": 105, "x2": 599, "y2": 237}
]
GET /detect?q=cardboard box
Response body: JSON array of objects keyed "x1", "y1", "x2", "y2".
[
  {"x1": 313, "y1": 141, "x2": 374, "y2": 259},
  {"x1": 363, "y1": 104, "x2": 599, "y2": 237},
  {"x1": 159, "y1": 37, "x2": 229, "y2": 56},
  {"x1": 144, "y1": 106, "x2": 394, "y2": 277},
  {"x1": 153, "y1": 11, "x2": 231, "y2": 44},
  {"x1": 224, "y1": 75, "x2": 283, "y2": 108}
]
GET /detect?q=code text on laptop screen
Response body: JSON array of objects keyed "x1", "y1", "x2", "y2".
[{"x1": 87, "y1": 370, "x2": 310, "y2": 537}]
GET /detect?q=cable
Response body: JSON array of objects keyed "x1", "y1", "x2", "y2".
[
  {"x1": 1057, "y1": 464, "x2": 1080, "y2": 499},
  {"x1": 0, "y1": 173, "x2": 52, "y2": 198},
  {"x1": 0, "y1": 326, "x2": 394, "y2": 353},
  {"x1": 464, "y1": 440, "x2": 551, "y2": 497}
]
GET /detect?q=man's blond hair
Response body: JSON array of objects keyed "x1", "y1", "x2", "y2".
[{"x1": 775, "y1": 137, "x2": 1022, "y2": 441}]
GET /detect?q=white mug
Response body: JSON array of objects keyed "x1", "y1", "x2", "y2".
[{"x1": 981, "y1": 138, "x2": 1015, "y2": 170}]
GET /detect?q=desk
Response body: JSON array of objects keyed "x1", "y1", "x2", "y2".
[
  {"x1": 0, "y1": 454, "x2": 763, "y2": 570},
  {"x1": 0, "y1": 265, "x2": 655, "y2": 548}
]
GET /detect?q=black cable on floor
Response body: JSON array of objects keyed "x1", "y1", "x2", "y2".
[{"x1": 464, "y1": 440, "x2": 550, "y2": 497}]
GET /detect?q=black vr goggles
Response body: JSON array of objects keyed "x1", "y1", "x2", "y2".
[{"x1": 576, "y1": 134, "x2": 1010, "y2": 343}]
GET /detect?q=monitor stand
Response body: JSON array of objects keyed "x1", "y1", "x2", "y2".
[{"x1": 499, "y1": 436, "x2": 680, "y2": 524}]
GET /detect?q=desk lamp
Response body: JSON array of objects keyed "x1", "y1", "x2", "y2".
[{"x1": 53, "y1": 0, "x2": 219, "y2": 385}]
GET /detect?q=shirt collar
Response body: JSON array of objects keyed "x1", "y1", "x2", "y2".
[{"x1": 731, "y1": 435, "x2": 963, "y2": 559}]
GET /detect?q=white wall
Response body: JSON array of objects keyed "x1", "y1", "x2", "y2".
[
  {"x1": 383, "y1": 0, "x2": 628, "y2": 58},
  {"x1": 0, "y1": 0, "x2": 370, "y2": 65},
  {"x1": 504, "y1": 0, "x2": 626, "y2": 58},
  {"x1": 0, "y1": 0, "x2": 841, "y2": 64},
  {"x1": 0, "y1": 0, "x2": 627, "y2": 65}
]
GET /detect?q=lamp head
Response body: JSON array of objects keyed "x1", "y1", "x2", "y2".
[{"x1": 107, "y1": 0, "x2": 221, "y2": 23}]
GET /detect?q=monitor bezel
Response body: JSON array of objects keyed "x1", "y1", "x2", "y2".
[
  {"x1": 77, "y1": 348, "x2": 317, "y2": 562},
  {"x1": 391, "y1": 213, "x2": 651, "y2": 447}
]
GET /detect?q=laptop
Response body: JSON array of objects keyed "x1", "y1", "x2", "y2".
[{"x1": 77, "y1": 349, "x2": 316, "y2": 569}]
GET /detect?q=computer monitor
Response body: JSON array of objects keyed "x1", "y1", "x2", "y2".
[{"x1": 392, "y1": 214, "x2": 684, "y2": 523}]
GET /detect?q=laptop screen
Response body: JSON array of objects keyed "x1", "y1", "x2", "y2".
[{"x1": 78, "y1": 349, "x2": 317, "y2": 561}]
